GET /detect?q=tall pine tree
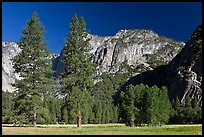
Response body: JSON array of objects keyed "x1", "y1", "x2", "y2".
[
  {"x1": 61, "y1": 13, "x2": 94, "y2": 128},
  {"x1": 12, "y1": 11, "x2": 54, "y2": 127}
]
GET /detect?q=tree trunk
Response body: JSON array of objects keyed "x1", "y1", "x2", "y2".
[
  {"x1": 77, "y1": 102, "x2": 81, "y2": 128},
  {"x1": 32, "y1": 106, "x2": 37, "y2": 127}
]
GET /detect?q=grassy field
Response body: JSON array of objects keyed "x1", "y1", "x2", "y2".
[{"x1": 2, "y1": 124, "x2": 202, "y2": 135}]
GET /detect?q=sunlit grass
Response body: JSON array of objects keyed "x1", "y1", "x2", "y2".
[{"x1": 2, "y1": 124, "x2": 202, "y2": 135}]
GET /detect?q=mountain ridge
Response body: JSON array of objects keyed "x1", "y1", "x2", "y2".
[
  {"x1": 53, "y1": 29, "x2": 184, "y2": 77},
  {"x1": 2, "y1": 28, "x2": 189, "y2": 102}
]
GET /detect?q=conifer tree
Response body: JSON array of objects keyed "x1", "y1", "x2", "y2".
[
  {"x1": 120, "y1": 84, "x2": 171, "y2": 127},
  {"x1": 94, "y1": 101, "x2": 102, "y2": 124},
  {"x1": 120, "y1": 84, "x2": 136, "y2": 127},
  {"x1": 192, "y1": 98, "x2": 202, "y2": 123},
  {"x1": 158, "y1": 86, "x2": 171, "y2": 126},
  {"x1": 101, "y1": 103, "x2": 107, "y2": 124},
  {"x1": 170, "y1": 96, "x2": 182, "y2": 124},
  {"x1": 183, "y1": 96, "x2": 193, "y2": 123},
  {"x1": 61, "y1": 13, "x2": 94, "y2": 128},
  {"x1": 174, "y1": 96, "x2": 181, "y2": 112},
  {"x1": 62, "y1": 107, "x2": 68, "y2": 124},
  {"x1": 113, "y1": 106, "x2": 119, "y2": 123},
  {"x1": 12, "y1": 11, "x2": 54, "y2": 127},
  {"x1": 2, "y1": 92, "x2": 15, "y2": 124}
]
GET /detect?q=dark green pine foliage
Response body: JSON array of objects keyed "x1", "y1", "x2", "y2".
[
  {"x1": 169, "y1": 96, "x2": 202, "y2": 124},
  {"x1": 62, "y1": 106, "x2": 69, "y2": 124},
  {"x1": 2, "y1": 92, "x2": 15, "y2": 124},
  {"x1": 81, "y1": 91, "x2": 94, "y2": 124},
  {"x1": 192, "y1": 98, "x2": 202, "y2": 124},
  {"x1": 183, "y1": 96, "x2": 194, "y2": 124},
  {"x1": 47, "y1": 97, "x2": 62, "y2": 124},
  {"x1": 101, "y1": 103, "x2": 107, "y2": 124},
  {"x1": 112, "y1": 105, "x2": 119, "y2": 123},
  {"x1": 169, "y1": 96, "x2": 182, "y2": 124},
  {"x1": 61, "y1": 13, "x2": 94, "y2": 128},
  {"x1": 120, "y1": 84, "x2": 171, "y2": 127},
  {"x1": 55, "y1": 99, "x2": 62, "y2": 124},
  {"x1": 93, "y1": 101, "x2": 103, "y2": 124},
  {"x1": 120, "y1": 84, "x2": 146, "y2": 126},
  {"x1": 12, "y1": 11, "x2": 55, "y2": 127},
  {"x1": 120, "y1": 85, "x2": 136, "y2": 127},
  {"x1": 65, "y1": 91, "x2": 77, "y2": 124},
  {"x1": 93, "y1": 73, "x2": 129, "y2": 104},
  {"x1": 37, "y1": 99, "x2": 51, "y2": 124},
  {"x1": 144, "y1": 85, "x2": 171, "y2": 126},
  {"x1": 134, "y1": 84, "x2": 147, "y2": 126},
  {"x1": 157, "y1": 86, "x2": 172, "y2": 126},
  {"x1": 174, "y1": 96, "x2": 181, "y2": 112}
]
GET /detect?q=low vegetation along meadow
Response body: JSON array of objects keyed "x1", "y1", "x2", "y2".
[{"x1": 2, "y1": 124, "x2": 202, "y2": 135}]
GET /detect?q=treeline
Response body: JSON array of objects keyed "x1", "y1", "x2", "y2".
[
  {"x1": 2, "y1": 82, "x2": 202, "y2": 126},
  {"x1": 2, "y1": 91, "x2": 119, "y2": 125},
  {"x1": 169, "y1": 96, "x2": 202, "y2": 124}
]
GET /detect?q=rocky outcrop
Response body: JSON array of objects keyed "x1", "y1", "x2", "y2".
[
  {"x1": 90, "y1": 29, "x2": 184, "y2": 75},
  {"x1": 2, "y1": 42, "x2": 59, "y2": 92},
  {"x1": 164, "y1": 24, "x2": 202, "y2": 106},
  {"x1": 2, "y1": 42, "x2": 22, "y2": 92},
  {"x1": 54, "y1": 29, "x2": 184, "y2": 77}
]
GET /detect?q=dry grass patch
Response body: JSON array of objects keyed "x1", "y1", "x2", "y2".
[{"x1": 2, "y1": 124, "x2": 202, "y2": 135}]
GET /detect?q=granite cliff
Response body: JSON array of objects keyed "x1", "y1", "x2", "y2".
[
  {"x1": 53, "y1": 29, "x2": 184, "y2": 77},
  {"x1": 119, "y1": 25, "x2": 202, "y2": 106},
  {"x1": 164, "y1": 24, "x2": 202, "y2": 105}
]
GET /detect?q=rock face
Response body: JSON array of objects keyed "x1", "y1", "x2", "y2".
[
  {"x1": 164, "y1": 24, "x2": 202, "y2": 105},
  {"x1": 120, "y1": 25, "x2": 202, "y2": 106},
  {"x1": 2, "y1": 29, "x2": 184, "y2": 93},
  {"x1": 2, "y1": 42, "x2": 58, "y2": 92},
  {"x1": 54, "y1": 29, "x2": 184, "y2": 77},
  {"x1": 2, "y1": 42, "x2": 22, "y2": 92}
]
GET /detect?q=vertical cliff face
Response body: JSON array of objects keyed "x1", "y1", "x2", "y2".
[
  {"x1": 164, "y1": 24, "x2": 202, "y2": 105},
  {"x1": 2, "y1": 42, "x2": 22, "y2": 92},
  {"x1": 2, "y1": 42, "x2": 59, "y2": 92},
  {"x1": 53, "y1": 29, "x2": 184, "y2": 77},
  {"x1": 90, "y1": 29, "x2": 184, "y2": 75}
]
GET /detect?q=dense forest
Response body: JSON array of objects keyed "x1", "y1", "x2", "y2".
[{"x1": 2, "y1": 12, "x2": 202, "y2": 127}]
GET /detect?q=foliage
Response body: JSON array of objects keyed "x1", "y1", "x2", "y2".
[
  {"x1": 11, "y1": 11, "x2": 55, "y2": 126},
  {"x1": 2, "y1": 92, "x2": 15, "y2": 124},
  {"x1": 120, "y1": 59, "x2": 150, "y2": 75},
  {"x1": 60, "y1": 13, "x2": 95, "y2": 127},
  {"x1": 120, "y1": 84, "x2": 172, "y2": 127},
  {"x1": 145, "y1": 54, "x2": 167, "y2": 68},
  {"x1": 93, "y1": 72, "x2": 129, "y2": 103},
  {"x1": 169, "y1": 96, "x2": 202, "y2": 124}
]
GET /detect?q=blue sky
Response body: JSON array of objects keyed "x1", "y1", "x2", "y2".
[{"x1": 2, "y1": 2, "x2": 202, "y2": 54}]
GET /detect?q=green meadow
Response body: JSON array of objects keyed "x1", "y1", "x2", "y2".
[{"x1": 2, "y1": 124, "x2": 202, "y2": 135}]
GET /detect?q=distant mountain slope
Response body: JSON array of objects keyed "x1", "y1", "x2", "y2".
[
  {"x1": 53, "y1": 29, "x2": 184, "y2": 77},
  {"x1": 2, "y1": 29, "x2": 184, "y2": 93}
]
